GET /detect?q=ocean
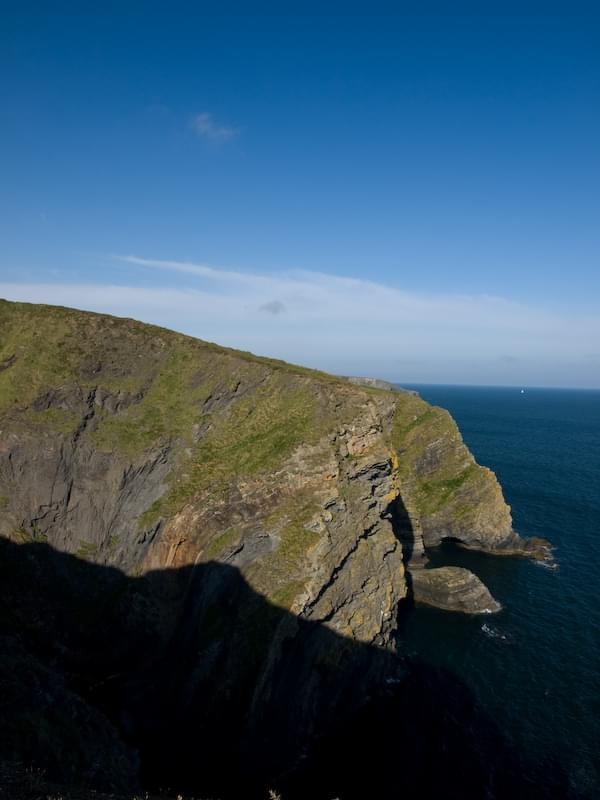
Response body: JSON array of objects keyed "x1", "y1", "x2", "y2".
[{"x1": 399, "y1": 385, "x2": 600, "y2": 798}]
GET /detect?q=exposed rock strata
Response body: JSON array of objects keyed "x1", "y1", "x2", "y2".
[
  {"x1": 0, "y1": 299, "x2": 552, "y2": 795},
  {"x1": 390, "y1": 391, "x2": 551, "y2": 560},
  {"x1": 411, "y1": 566, "x2": 502, "y2": 614}
]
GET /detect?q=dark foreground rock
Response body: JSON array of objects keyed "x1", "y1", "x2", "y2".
[{"x1": 0, "y1": 539, "x2": 569, "y2": 800}]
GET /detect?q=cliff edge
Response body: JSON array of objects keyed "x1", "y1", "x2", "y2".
[{"x1": 0, "y1": 299, "x2": 551, "y2": 797}]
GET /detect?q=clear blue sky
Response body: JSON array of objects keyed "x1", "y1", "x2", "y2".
[{"x1": 2, "y1": 2, "x2": 599, "y2": 387}]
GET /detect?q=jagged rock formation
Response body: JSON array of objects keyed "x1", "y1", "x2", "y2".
[
  {"x1": 411, "y1": 566, "x2": 502, "y2": 614},
  {"x1": 0, "y1": 299, "x2": 552, "y2": 797}
]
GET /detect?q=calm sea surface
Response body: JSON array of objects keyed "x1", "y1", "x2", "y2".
[{"x1": 399, "y1": 386, "x2": 600, "y2": 797}]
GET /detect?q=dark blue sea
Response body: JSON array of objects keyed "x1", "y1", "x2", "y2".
[{"x1": 400, "y1": 386, "x2": 600, "y2": 798}]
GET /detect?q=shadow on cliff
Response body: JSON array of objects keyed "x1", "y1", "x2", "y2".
[
  {"x1": 0, "y1": 537, "x2": 570, "y2": 800},
  {"x1": 387, "y1": 494, "x2": 417, "y2": 605}
]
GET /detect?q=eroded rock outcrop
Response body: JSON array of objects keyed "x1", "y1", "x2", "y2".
[{"x1": 411, "y1": 566, "x2": 502, "y2": 614}]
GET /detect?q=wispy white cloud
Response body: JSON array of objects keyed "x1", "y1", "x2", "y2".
[
  {"x1": 2, "y1": 256, "x2": 600, "y2": 387},
  {"x1": 116, "y1": 255, "x2": 570, "y2": 332},
  {"x1": 191, "y1": 112, "x2": 239, "y2": 143},
  {"x1": 119, "y1": 255, "x2": 258, "y2": 284}
]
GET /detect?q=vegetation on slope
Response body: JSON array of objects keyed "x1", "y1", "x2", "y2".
[
  {"x1": 389, "y1": 390, "x2": 512, "y2": 543},
  {"x1": 0, "y1": 297, "x2": 514, "y2": 598}
]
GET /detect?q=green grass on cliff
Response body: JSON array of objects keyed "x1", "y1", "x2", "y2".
[
  {"x1": 414, "y1": 463, "x2": 479, "y2": 515},
  {"x1": 389, "y1": 392, "x2": 479, "y2": 517},
  {"x1": 0, "y1": 299, "x2": 366, "y2": 528},
  {"x1": 256, "y1": 496, "x2": 322, "y2": 609},
  {"x1": 137, "y1": 370, "x2": 331, "y2": 525},
  {"x1": 0, "y1": 299, "x2": 333, "y2": 453},
  {"x1": 0, "y1": 298, "x2": 491, "y2": 556}
]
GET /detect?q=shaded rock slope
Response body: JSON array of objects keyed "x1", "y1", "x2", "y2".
[
  {"x1": 0, "y1": 540, "x2": 568, "y2": 800},
  {"x1": 0, "y1": 299, "x2": 552, "y2": 798}
]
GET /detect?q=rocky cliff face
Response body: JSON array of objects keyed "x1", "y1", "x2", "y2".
[{"x1": 0, "y1": 299, "x2": 551, "y2": 797}]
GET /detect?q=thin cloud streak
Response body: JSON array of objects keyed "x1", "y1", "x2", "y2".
[
  {"x1": 119, "y1": 255, "x2": 262, "y2": 285},
  {"x1": 118, "y1": 255, "x2": 571, "y2": 333},
  {"x1": 2, "y1": 256, "x2": 600, "y2": 387}
]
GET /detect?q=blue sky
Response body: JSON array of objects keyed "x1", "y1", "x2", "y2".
[{"x1": 1, "y1": 2, "x2": 599, "y2": 387}]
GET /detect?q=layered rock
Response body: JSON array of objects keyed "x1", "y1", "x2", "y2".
[
  {"x1": 0, "y1": 299, "x2": 552, "y2": 795},
  {"x1": 411, "y1": 566, "x2": 501, "y2": 614},
  {"x1": 389, "y1": 390, "x2": 549, "y2": 558}
]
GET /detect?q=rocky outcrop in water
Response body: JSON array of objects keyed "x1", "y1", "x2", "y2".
[{"x1": 411, "y1": 566, "x2": 502, "y2": 614}]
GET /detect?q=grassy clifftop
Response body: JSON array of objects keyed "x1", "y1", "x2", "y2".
[
  {"x1": 0, "y1": 299, "x2": 378, "y2": 533},
  {"x1": 0, "y1": 298, "x2": 339, "y2": 454},
  {"x1": 0, "y1": 298, "x2": 528, "y2": 611}
]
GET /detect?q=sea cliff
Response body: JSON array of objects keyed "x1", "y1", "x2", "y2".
[{"x1": 0, "y1": 299, "x2": 550, "y2": 798}]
